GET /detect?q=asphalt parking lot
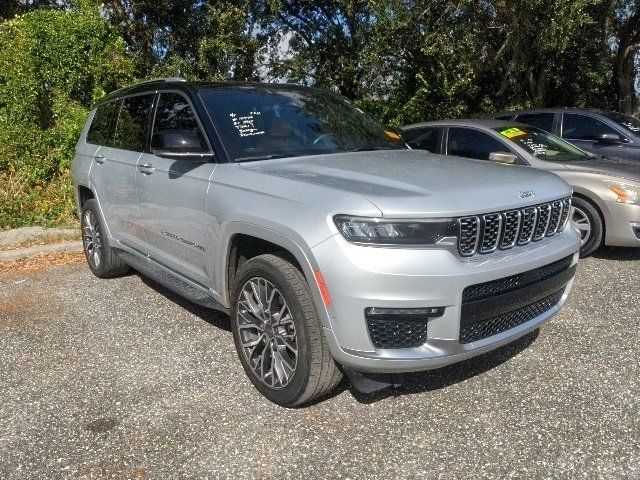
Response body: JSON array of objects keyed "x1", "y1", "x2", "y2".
[{"x1": 1, "y1": 249, "x2": 638, "y2": 479}]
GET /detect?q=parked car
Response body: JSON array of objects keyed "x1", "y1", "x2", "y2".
[
  {"x1": 486, "y1": 108, "x2": 640, "y2": 161},
  {"x1": 73, "y1": 79, "x2": 580, "y2": 406},
  {"x1": 401, "y1": 119, "x2": 640, "y2": 256}
]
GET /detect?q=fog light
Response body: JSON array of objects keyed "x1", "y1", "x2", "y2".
[{"x1": 364, "y1": 307, "x2": 445, "y2": 349}]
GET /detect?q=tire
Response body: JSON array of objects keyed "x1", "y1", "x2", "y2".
[
  {"x1": 571, "y1": 196, "x2": 604, "y2": 257},
  {"x1": 81, "y1": 199, "x2": 130, "y2": 278},
  {"x1": 231, "y1": 253, "x2": 342, "y2": 407}
]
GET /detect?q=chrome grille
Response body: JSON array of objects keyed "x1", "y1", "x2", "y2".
[
  {"x1": 458, "y1": 217, "x2": 480, "y2": 256},
  {"x1": 457, "y1": 197, "x2": 571, "y2": 257},
  {"x1": 500, "y1": 210, "x2": 521, "y2": 249},
  {"x1": 533, "y1": 203, "x2": 551, "y2": 240},
  {"x1": 558, "y1": 197, "x2": 571, "y2": 231},
  {"x1": 546, "y1": 200, "x2": 563, "y2": 236},
  {"x1": 480, "y1": 214, "x2": 502, "y2": 253},
  {"x1": 518, "y1": 207, "x2": 537, "y2": 245}
]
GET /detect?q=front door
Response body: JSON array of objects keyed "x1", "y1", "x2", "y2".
[
  {"x1": 136, "y1": 92, "x2": 216, "y2": 284},
  {"x1": 561, "y1": 113, "x2": 629, "y2": 159}
]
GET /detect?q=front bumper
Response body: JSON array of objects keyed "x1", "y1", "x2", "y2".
[
  {"x1": 312, "y1": 227, "x2": 580, "y2": 373},
  {"x1": 603, "y1": 201, "x2": 640, "y2": 247}
]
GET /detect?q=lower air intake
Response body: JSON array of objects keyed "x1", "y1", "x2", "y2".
[{"x1": 459, "y1": 288, "x2": 565, "y2": 344}]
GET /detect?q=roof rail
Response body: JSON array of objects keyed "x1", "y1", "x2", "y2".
[{"x1": 106, "y1": 77, "x2": 187, "y2": 97}]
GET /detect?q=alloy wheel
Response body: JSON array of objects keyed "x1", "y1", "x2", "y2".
[
  {"x1": 571, "y1": 206, "x2": 592, "y2": 246},
  {"x1": 82, "y1": 210, "x2": 102, "y2": 268},
  {"x1": 236, "y1": 277, "x2": 297, "y2": 389}
]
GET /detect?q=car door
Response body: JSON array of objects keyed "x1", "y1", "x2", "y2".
[
  {"x1": 446, "y1": 127, "x2": 521, "y2": 162},
  {"x1": 136, "y1": 91, "x2": 216, "y2": 284},
  {"x1": 560, "y1": 113, "x2": 629, "y2": 159},
  {"x1": 403, "y1": 127, "x2": 444, "y2": 153},
  {"x1": 88, "y1": 98, "x2": 148, "y2": 248}
]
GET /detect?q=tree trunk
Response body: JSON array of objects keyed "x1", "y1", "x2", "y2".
[{"x1": 614, "y1": 43, "x2": 638, "y2": 115}]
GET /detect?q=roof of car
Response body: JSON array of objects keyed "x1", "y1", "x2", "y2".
[
  {"x1": 95, "y1": 78, "x2": 321, "y2": 106},
  {"x1": 402, "y1": 118, "x2": 527, "y2": 130},
  {"x1": 486, "y1": 107, "x2": 608, "y2": 118}
]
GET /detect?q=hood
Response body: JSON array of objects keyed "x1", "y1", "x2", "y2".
[
  {"x1": 561, "y1": 157, "x2": 640, "y2": 182},
  {"x1": 241, "y1": 150, "x2": 572, "y2": 217}
]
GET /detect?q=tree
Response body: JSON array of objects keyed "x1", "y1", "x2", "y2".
[
  {"x1": 102, "y1": 0, "x2": 259, "y2": 80},
  {"x1": 0, "y1": 0, "x2": 68, "y2": 20},
  {"x1": 0, "y1": 4, "x2": 133, "y2": 228},
  {"x1": 607, "y1": 1, "x2": 640, "y2": 115},
  {"x1": 255, "y1": 0, "x2": 375, "y2": 99}
]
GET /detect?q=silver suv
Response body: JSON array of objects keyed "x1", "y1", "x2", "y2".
[{"x1": 73, "y1": 79, "x2": 581, "y2": 406}]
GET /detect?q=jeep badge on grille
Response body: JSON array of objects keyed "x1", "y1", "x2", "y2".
[{"x1": 519, "y1": 190, "x2": 535, "y2": 198}]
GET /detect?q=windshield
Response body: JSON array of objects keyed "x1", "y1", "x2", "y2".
[
  {"x1": 493, "y1": 125, "x2": 590, "y2": 162},
  {"x1": 198, "y1": 85, "x2": 406, "y2": 161},
  {"x1": 602, "y1": 111, "x2": 640, "y2": 134}
]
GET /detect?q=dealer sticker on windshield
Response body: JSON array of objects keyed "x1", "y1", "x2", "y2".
[{"x1": 500, "y1": 127, "x2": 527, "y2": 138}]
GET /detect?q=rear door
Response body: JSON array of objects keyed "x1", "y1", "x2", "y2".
[
  {"x1": 136, "y1": 91, "x2": 216, "y2": 284},
  {"x1": 88, "y1": 94, "x2": 154, "y2": 248},
  {"x1": 88, "y1": 99, "x2": 141, "y2": 246},
  {"x1": 560, "y1": 113, "x2": 629, "y2": 158}
]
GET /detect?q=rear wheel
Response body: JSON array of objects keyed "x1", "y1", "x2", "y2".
[
  {"x1": 571, "y1": 196, "x2": 604, "y2": 257},
  {"x1": 231, "y1": 254, "x2": 342, "y2": 406},
  {"x1": 81, "y1": 199, "x2": 130, "y2": 278}
]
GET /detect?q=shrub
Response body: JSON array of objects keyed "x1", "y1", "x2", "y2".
[{"x1": 0, "y1": 5, "x2": 133, "y2": 229}]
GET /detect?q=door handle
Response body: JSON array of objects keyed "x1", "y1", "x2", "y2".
[
  {"x1": 138, "y1": 162, "x2": 155, "y2": 175},
  {"x1": 94, "y1": 155, "x2": 106, "y2": 164}
]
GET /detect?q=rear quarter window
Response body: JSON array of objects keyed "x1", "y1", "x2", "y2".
[{"x1": 514, "y1": 113, "x2": 554, "y2": 132}]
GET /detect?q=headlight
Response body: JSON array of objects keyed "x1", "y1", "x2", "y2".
[
  {"x1": 334, "y1": 215, "x2": 457, "y2": 245},
  {"x1": 604, "y1": 180, "x2": 640, "y2": 205}
]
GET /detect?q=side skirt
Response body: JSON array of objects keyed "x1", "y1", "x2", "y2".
[{"x1": 114, "y1": 246, "x2": 229, "y2": 314}]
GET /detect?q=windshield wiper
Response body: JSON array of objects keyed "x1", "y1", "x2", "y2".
[
  {"x1": 234, "y1": 154, "x2": 295, "y2": 163},
  {"x1": 349, "y1": 145, "x2": 396, "y2": 152}
]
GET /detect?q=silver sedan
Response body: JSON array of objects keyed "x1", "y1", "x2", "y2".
[{"x1": 402, "y1": 119, "x2": 640, "y2": 256}]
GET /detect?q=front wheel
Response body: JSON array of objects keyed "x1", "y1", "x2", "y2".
[
  {"x1": 570, "y1": 196, "x2": 604, "y2": 257},
  {"x1": 231, "y1": 254, "x2": 342, "y2": 406}
]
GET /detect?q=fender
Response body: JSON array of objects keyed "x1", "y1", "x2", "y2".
[{"x1": 216, "y1": 221, "x2": 335, "y2": 329}]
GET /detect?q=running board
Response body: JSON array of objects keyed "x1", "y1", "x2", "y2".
[{"x1": 115, "y1": 248, "x2": 227, "y2": 312}]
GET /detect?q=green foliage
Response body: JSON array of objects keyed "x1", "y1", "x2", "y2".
[
  {"x1": 0, "y1": 5, "x2": 133, "y2": 228},
  {"x1": 0, "y1": 1, "x2": 638, "y2": 228}
]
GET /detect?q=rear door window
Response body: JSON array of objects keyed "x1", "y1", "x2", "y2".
[
  {"x1": 87, "y1": 101, "x2": 120, "y2": 146},
  {"x1": 562, "y1": 113, "x2": 621, "y2": 140},
  {"x1": 404, "y1": 128, "x2": 442, "y2": 153},
  {"x1": 114, "y1": 94, "x2": 155, "y2": 152},
  {"x1": 447, "y1": 127, "x2": 507, "y2": 160},
  {"x1": 515, "y1": 113, "x2": 554, "y2": 132}
]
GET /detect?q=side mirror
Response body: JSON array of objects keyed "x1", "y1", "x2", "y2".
[
  {"x1": 151, "y1": 130, "x2": 213, "y2": 161},
  {"x1": 489, "y1": 152, "x2": 517, "y2": 164},
  {"x1": 597, "y1": 133, "x2": 623, "y2": 145}
]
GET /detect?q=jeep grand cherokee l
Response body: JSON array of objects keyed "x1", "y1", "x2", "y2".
[{"x1": 73, "y1": 79, "x2": 581, "y2": 406}]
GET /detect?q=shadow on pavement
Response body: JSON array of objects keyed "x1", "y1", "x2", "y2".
[
  {"x1": 345, "y1": 329, "x2": 540, "y2": 405},
  {"x1": 137, "y1": 273, "x2": 231, "y2": 332},
  {"x1": 134, "y1": 269, "x2": 540, "y2": 406},
  {"x1": 592, "y1": 246, "x2": 640, "y2": 261}
]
